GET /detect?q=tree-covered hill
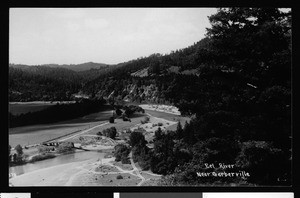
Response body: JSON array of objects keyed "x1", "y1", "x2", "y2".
[
  {"x1": 10, "y1": 62, "x2": 110, "y2": 72},
  {"x1": 9, "y1": 66, "x2": 82, "y2": 101}
]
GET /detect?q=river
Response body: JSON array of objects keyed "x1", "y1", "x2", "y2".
[{"x1": 9, "y1": 151, "x2": 106, "y2": 176}]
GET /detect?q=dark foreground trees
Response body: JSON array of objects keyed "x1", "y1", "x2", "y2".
[{"x1": 154, "y1": 8, "x2": 291, "y2": 186}]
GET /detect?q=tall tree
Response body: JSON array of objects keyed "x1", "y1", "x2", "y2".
[
  {"x1": 206, "y1": 8, "x2": 291, "y2": 87},
  {"x1": 176, "y1": 122, "x2": 184, "y2": 139}
]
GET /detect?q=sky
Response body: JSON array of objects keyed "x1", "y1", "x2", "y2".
[{"x1": 9, "y1": 8, "x2": 218, "y2": 65}]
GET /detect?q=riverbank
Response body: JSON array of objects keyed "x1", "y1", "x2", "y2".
[
  {"x1": 10, "y1": 157, "x2": 99, "y2": 186},
  {"x1": 9, "y1": 153, "x2": 161, "y2": 186},
  {"x1": 139, "y1": 104, "x2": 180, "y2": 115},
  {"x1": 9, "y1": 104, "x2": 183, "y2": 186}
]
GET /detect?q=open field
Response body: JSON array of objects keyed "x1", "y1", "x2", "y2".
[
  {"x1": 111, "y1": 161, "x2": 133, "y2": 171},
  {"x1": 144, "y1": 109, "x2": 190, "y2": 130},
  {"x1": 9, "y1": 110, "x2": 113, "y2": 147},
  {"x1": 9, "y1": 105, "x2": 190, "y2": 147},
  {"x1": 75, "y1": 114, "x2": 147, "y2": 137}
]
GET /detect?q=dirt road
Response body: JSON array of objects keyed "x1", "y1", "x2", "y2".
[
  {"x1": 129, "y1": 152, "x2": 146, "y2": 186},
  {"x1": 58, "y1": 122, "x2": 109, "y2": 142}
]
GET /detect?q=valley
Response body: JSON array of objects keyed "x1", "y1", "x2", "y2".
[{"x1": 9, "y1": 103, "x2": 189, "y2": 186}]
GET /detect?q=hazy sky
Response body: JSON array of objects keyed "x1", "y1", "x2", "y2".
[{"x1": 9, "y1": 8, "x2": 218, "y2": 65}]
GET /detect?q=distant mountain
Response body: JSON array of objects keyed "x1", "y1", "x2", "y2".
[
  {"x1": 9, "y1": 64, "x2": 30, "y2": 70},
  {"x1": 43, "y1": 62, "x2": 110, "y2": 72},
  {"x1": 9, "y1": 62, "x2": 110, "y2": 72}
]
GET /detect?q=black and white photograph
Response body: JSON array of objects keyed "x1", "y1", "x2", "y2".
[{"x1": 8, "y1": 8, "x2": 292, "y2": 187}]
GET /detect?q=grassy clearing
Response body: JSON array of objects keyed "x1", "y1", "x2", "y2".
[
  {"x1": 144, "y1": 109, "x2": 190, "y2": 127},
  {"x1": 111, "y1": 161, "x2": 133, "y2": 171},
  {"x1": 94, "y1": 164, "x2": 120, "y2": 172}
]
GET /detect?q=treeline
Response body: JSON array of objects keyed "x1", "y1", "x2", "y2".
[{"x1": 9, "y1": 98, "x2": 107, "y2": 128}]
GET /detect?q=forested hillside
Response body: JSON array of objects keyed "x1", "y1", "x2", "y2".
[
  {"x1": 109, "y1": 8, "x2": 291, "y2": 186},
  {"x1": 9, "y1": 66, "x2": 82, "y2": 101}
]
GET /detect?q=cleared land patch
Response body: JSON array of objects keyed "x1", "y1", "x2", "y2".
[{"x1": 9, "y1": 110, "x2": 113, "y2": 147}]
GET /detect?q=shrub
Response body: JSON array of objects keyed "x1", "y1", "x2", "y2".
[
  {"x1": 122, "y1": 105, "x2": 144, "y2": 117},
  {"x1": 109, "y1": 116, "x2": 114, "y2": 123},
  {"x1": 56, "y1": 142, "x2": 74, "y2": 154},
  {"x1": 102, "y1": 127, "x2": 117, "y2": 139},
  {"x1": 116, "y1": 175, "x2": 123, "y2": 179},
  {"x1": 123, "y1": 116, "x2": 131, "y2": 122},
  {"x1": 97, "y1": 131, "x2": 103, "y2": 136},
  {"x1": 116, "y1": 108, "x2": 123, "y2": 116},
  {"x1": 79, "y1": 136, "x2": 84, "y2": 141},
  {"x1": 129, "y1": 132, "x2": 147, "y2": 147},
  {"x1": 110, "y1": 116, "x2": 115, "y2": 123},
  {"x1": 15, "y1": 144, "x2": 23, "y2": 155},
  {"x1": 126, "y1": 129, "x2": 132, "y2": 133},
  {"x1": 141, "y1": 116, "x2": 150, "y2": 124},
  {"x1": 12, "y1": 153, "x2": 24, "y2": 163},
  {"x1": 121, "y1": 156, "x2": 131, "y2": 164},
  {"x1": 38, "y1": 146, "x2": 54, "y2": 154}
]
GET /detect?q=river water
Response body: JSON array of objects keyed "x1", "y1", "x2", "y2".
[{"x1": 9, "y1": 151, "x2": 106, "y2": 176}]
